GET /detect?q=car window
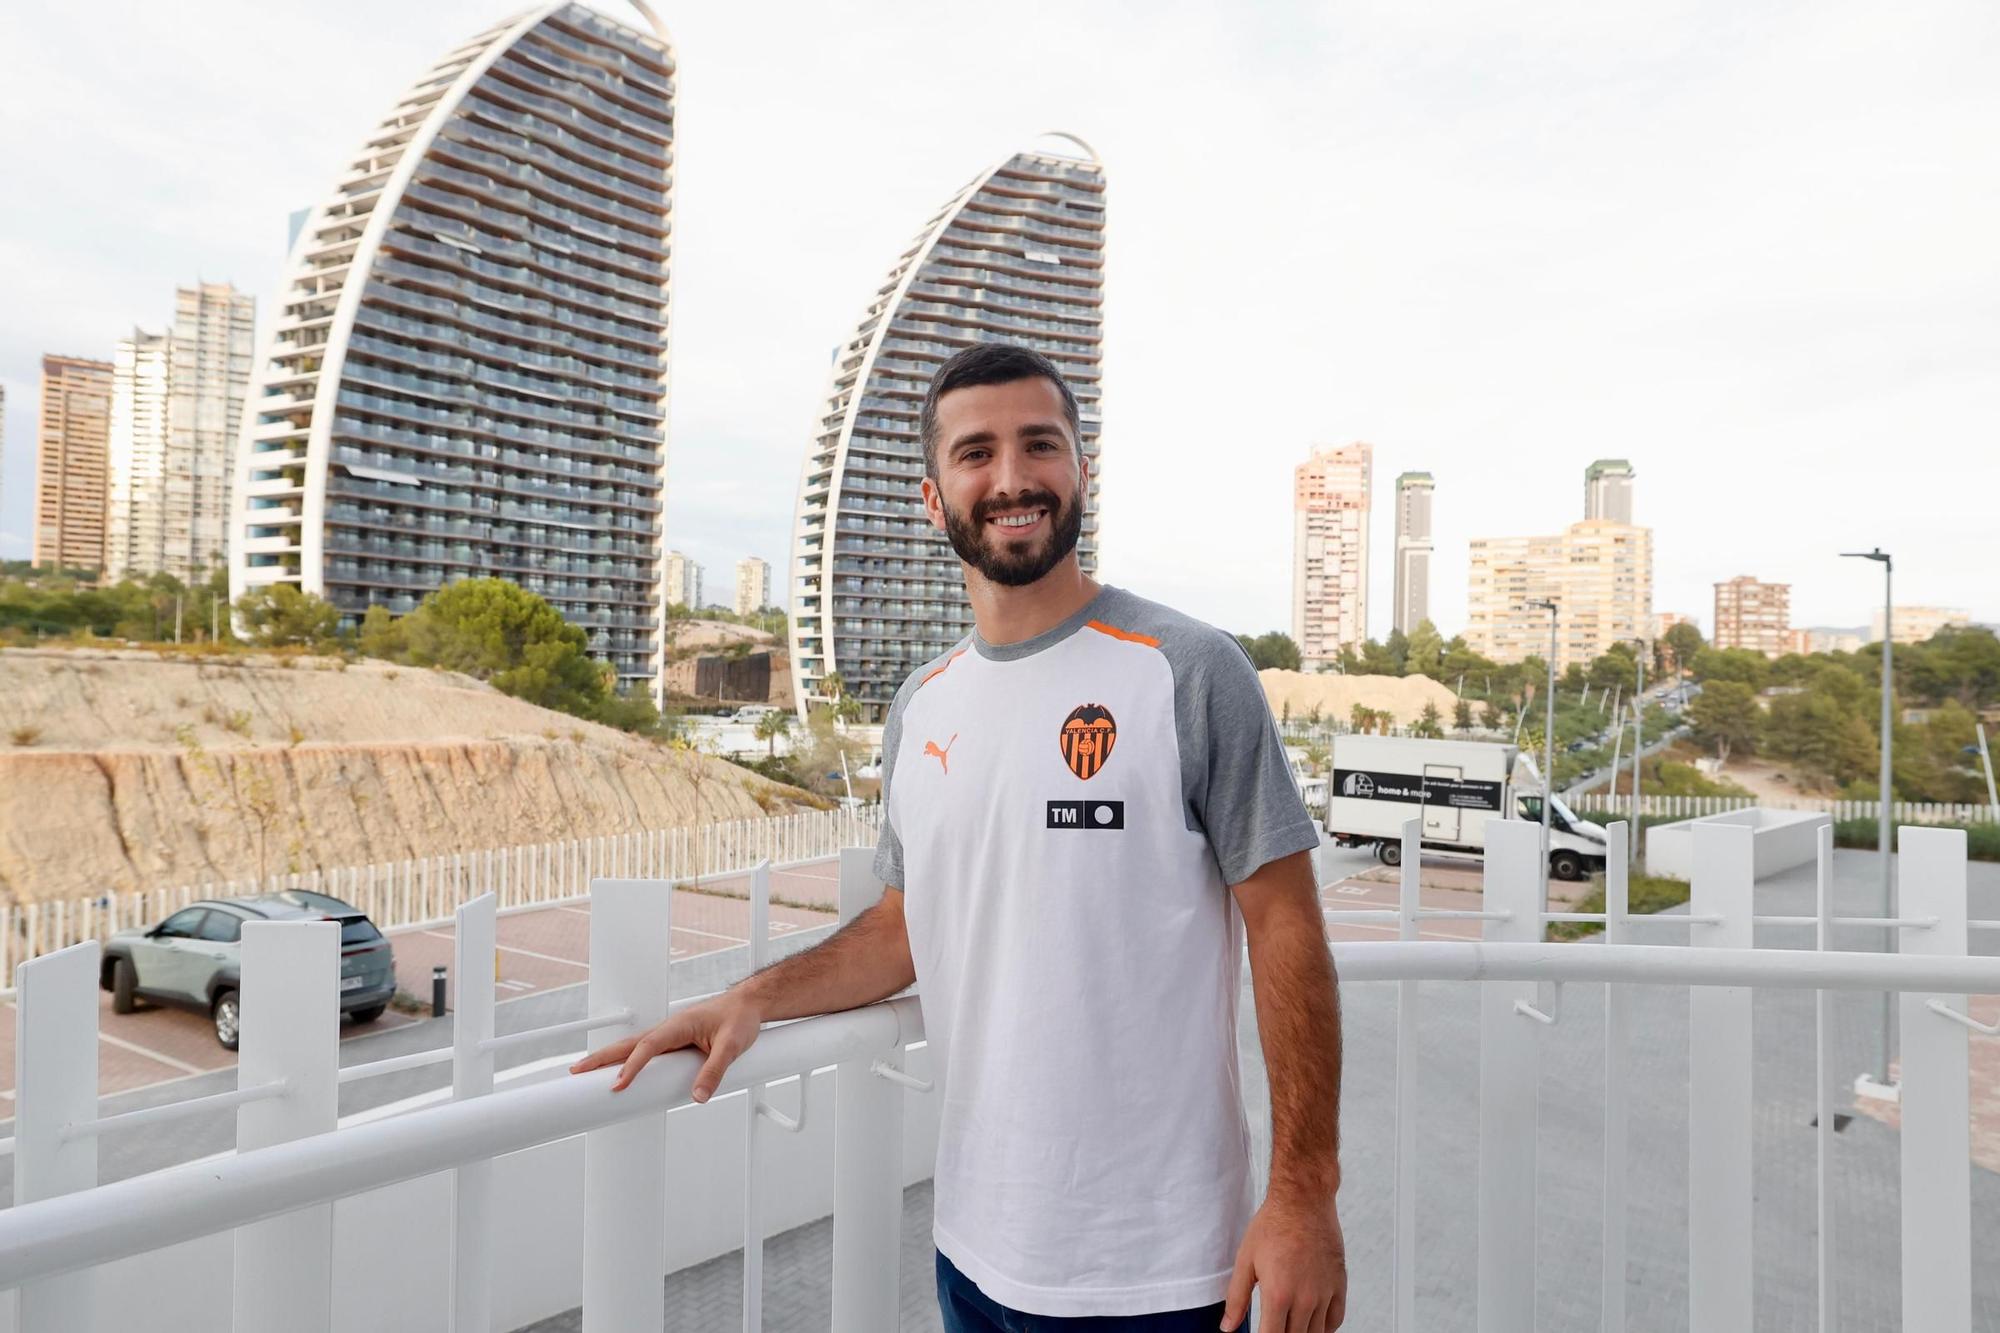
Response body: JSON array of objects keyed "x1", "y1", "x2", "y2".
[
  {"x1": 197, "y1": 911, "x2": 242, "y2": 943},
  {"x1": 157, "y1": 909, "x2": 207, "y2": 939},
  {"x1": 339, "y1": 917, "x2": 382, "y2": 946}
]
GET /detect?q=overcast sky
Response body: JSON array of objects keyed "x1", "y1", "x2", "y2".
[{"x1": 2, "y1": 0, "x2": 1994, "y2": 639}]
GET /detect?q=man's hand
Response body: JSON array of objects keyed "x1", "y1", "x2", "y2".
[
  {"x1": 567, "y1": 993, "x2": 762, "y2": 1101},
  {"x1": 1220, "y1": 1194, "x2": 1347, "y2": 1332}
]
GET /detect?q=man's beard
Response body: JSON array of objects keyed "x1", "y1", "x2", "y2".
[{"x1": 939, "y1": 483, "x2": 1085, "y2": 588}]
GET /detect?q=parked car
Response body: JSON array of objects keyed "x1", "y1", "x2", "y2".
[
  {"x1": 730, "y1": 704, "x2": 780, "y2": 724},
  {"x1": 101, "y1": 891, "x2": 396, "y2": 1050}
]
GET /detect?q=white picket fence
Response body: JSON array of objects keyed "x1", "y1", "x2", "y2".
[
  {"x1": 0, "y1": 804, "x2": 884, "y2": 989},
  {"x1": 1572, "y1": 792, "x2": 1999, "y2": 826}
]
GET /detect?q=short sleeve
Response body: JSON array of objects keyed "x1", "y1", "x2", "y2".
[
  {"x1": 871, "y1": 679, "x2": 909, "y2": 890},
  {"x1": 1178, "y1": 632, "x2": 1320, "y2": 886}
]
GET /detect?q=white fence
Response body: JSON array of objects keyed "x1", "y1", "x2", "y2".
[
  {"x1": 4, "y1": 822, "x2": 1999, "y2": 1329},
  {"x1": 0, "y1": 804, "x2": 884, "y2": 988},
  {"x1": 1573, "y1": 791, "x2": 2000, "y2": 826}
]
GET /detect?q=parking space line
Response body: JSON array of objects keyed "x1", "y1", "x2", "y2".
[
  {"x1": 556, "y1": 907, "x2": 592, "y2": 918},
  {"x1": 420, "y1": 930, "x2": 591, "y2": 970},
  {"x1": 673, "y1": 925, "x2": 749, "y2": 944},
  {"x1": 97, "y1": 1030, "x2": 207, "y2": 1076}
]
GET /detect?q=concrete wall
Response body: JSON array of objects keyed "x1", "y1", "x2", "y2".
[
  {"x1": 1646, "y1": 807, "x2": 1830, "y2": 881},
  {"x1": 0, "y1": 1045, "x2": 940, "y2": 1333}
]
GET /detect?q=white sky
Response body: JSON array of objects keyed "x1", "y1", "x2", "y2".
[{"x1": 1, "y1": 0, "x2": 1995, "y2": 638}]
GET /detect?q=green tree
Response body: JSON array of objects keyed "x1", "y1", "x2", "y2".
[
  {"x1": 1384, "y1": 628, "x2": 1410, "y2": 674},
  {"x1": 1235, "y1": 631, "x2": 1302, "y2": 672},
  {"x1": 1661, "y1": 622, "x2": 1705, "y2": 675},
  {"x1": 235, "y1": 584, "x2": 343, "y2": 649},
  {"x1": 754, "y1": 708, "x2": 793, "y2": 758},
  {"x1": 1687, "y1": 679, "x2": 1760, "y2": 763},
  {"x1": 1763, "y1": 689, "x2": 1875, "y2": 787},
  {"x1": 395, "y1": 578, "x2": 611, "y2": 718},
  {"x1": 1453, "y1": 698, "x2": 1474, "y2": 734},
  {"x1": 1480, "y1": 701, "x2": 1503, "y2": 730},
  {"x1": 358, "y1": 604, "x2": 407, "y2": 659},
  {"x1": 1358, "y1": 638, "x2": 1400, "y2": 675},
  {"x1": 1691, "y1": 647, "x2": 1769, "y2": 690},
  {"x1": 1587, "y1": 643, "x2": 1639, "y2": 692},
  {"x1": 1414, "y1": 701, "x2": 1444, "y2": 739},
  {"x1": 1404, "y1": 619, "x2": 1445, "y2": 679}
]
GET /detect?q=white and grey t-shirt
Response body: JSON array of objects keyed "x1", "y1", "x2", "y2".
[{"x1": 874, "y1": 585, "x2": 1319, "y2": 1317}]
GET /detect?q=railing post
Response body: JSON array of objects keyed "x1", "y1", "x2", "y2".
[
  {"x1": 13, "y1": 942, "x2": 100, "y2": 1332},
  {"x1": 1689, "y1": 821, "x2": 1754, "y2": 1329},
  {"x1": 1813, "y1": 823, "x2": 1837, "y2": 1333},
  {"x1": 743, "y1": 861, "x2": 772, "y2": 1333},
  {"x1": 1602, "y1": 821, "x2": 1630, "y2": 1333},
  {"x1": 1392, "y1": 818, "x2": 1419, "y2": 1331},
  {"x1": 832, "y1": 845, "x2": 903, "y2": 1332},
  {"x1": 450, "y1": 893, "x2": 498, "y2": 1333},
  {"x1": 1896, "y1": 826, "x2": 1971, "y2": 1332},
  {"x1": 233, "y1": 920, "x2": 340, "y2": 1333},
  {"x1": 1478, "y1": 819, "x2": 1541, "y2": 1331},
  {"x1": 582, "y1": 877, "x2": 672, "y2": 1333}
]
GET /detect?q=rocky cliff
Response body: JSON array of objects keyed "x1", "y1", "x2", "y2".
[{"x1": 0, "y1": 648, "x2": 803, "y2": 903}]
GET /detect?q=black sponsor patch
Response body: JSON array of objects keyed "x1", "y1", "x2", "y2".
[
  {"x1": 1331, "y1": 769, "x2": 1504, "y2": 811},
  {"x1": 1046, "y1": 800, "x2": 1125, "y2": 830}
]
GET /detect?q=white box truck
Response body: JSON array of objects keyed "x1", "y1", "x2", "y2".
[{"x1": 1324, "y1": 735, "x2": 1609, "y2": 880}]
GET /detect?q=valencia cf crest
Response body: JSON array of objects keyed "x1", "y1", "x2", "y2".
[{"x1": 1059, "y1": 703, "x2": 1117, "y2": 780}]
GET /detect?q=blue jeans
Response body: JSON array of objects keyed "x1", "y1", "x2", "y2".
[{"x1": 936, "y1": 1250, "x2": 1235, "y2": 1332}]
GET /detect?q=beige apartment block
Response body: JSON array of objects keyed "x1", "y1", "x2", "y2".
[
  {"x1": 665, "y1": 551, "x2": 702, "y2": 611},
  {"x1": 734, "y1": 556, "x2": 771, "y2": 618},
  {"x1": 1466, "y1": 519, "x2": 1653, "y2": 671},
  {"x1": 1392, "y1": 470, "x2": 1433, "y2": 635},
  {"x1": 1293, "y1": 442, "x2": 1371, "y2": 667},
  {"x1": 34, "y1": 354, "x2": 115, "y2": 575},
  {"x1": 1872, "y1": 605, "x2": 1969, "y2": 645},
  {"x1": 1654, "y1": 610, "x2": 1697, "y2": 638},
  {"x1": 1712, "y1": 576, "x2": 1791, "y2": 657}
]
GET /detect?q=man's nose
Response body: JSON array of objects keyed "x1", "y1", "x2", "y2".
[{"x1": 989, "y1": 449, "x2": 1034, "y2": 500}]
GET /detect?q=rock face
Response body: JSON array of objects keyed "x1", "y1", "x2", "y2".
[{"x1": 0, "y1": 649, "x2": 798, "y2": 904}]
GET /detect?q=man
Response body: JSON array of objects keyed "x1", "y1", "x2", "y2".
[{"x1": 573, "y1": 343, "x2": 1347, "y2": 1331}]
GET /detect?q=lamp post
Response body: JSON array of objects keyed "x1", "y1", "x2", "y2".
[
  {"x1": 1623, "y1": 637, "x2": 1647, "y2": 867},
  {"x1": 1527, "y1": 598, "x2": 1559, "y2": 892},
  {"x1": 1841, "y1": 547, "x2": 1894, "y2": 1087}
]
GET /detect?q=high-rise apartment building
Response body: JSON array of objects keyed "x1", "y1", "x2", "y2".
[
  {"x1": 1712, "y1": 576, "x2": 1791, "y2": 658},
  {"x1": 1292, "y1": 442, "x2": 1371, "y2": 667},
  {"x1": 34, "y1": 355, "x2": 115, "y2": 573},
  {"x1": 168, "y1": 283, "x2": 256, "y2": 577},
  {"x1": 1584, "y1": 459, "x2": 1635, "y2": 524},
  {"x1": 106, "y1": 329, "x2": 172, "y2": 581},
  {"x1": 734, "y1": 557, "x2": 770, "y2": 618},
  {"x1": 1872, "y1": 606, "x2": 1969, "y2": 645},
  {"x1": 230, "y1": 4, "x2": 675, "y2": 695},
  {"x1": 1466, "y1": 519, "x2": 1653, "y2": 671},
  {"x1": 1653, "y1": 610, "x2": 1696, "y2": 639},
  {"x1": 664, "y1": 550, "x2": 702, "y2": 611},
  {"x1": 789, "y1": 134, "x2": 1105, "y2": 720},
  {"x1": 1392, "y1": 470, "x2": 1433, "y2": 636}
]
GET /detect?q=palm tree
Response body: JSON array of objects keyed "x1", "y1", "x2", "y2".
[{"x1": 754, "y1": 709, "x2": 792, "y2": 758}]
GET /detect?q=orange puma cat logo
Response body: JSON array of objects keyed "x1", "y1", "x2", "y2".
[{"x1": 923, "y1": 734, "x2": 958, "y2": 775}]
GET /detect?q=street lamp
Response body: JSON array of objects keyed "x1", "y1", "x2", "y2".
[
  {"x1": 1527, "y1": 598, "x2": 1559, "y2": 893},
  {"x1": 1621, "y1": 636, "x2": 1647, "y2": 866},
  {"x1": 1841, "y1": 547, "x2": 1894, "y2": 1088}
]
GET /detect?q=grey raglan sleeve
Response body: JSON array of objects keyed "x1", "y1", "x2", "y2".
[
  {"x1": 871, "y1": 681, "x2": 910, "y2": 890},
  {"x1": 1177, "y1": 631, "x2": 1321, "y2": 886}
]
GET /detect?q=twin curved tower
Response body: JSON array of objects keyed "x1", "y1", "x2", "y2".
[
  {"x1": 787, "y1": 136, "x2": 1107, "y2": 720},
  {"x1": 233, "y1": 5, "x2": 1104, "y2": 712}
]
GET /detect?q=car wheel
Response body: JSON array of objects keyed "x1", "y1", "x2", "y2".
[
  {"x1": 213, "y1": 990, "x2": 241, "y2": 1051},
  {"x1": 1378, "y1": 839, "x2": 1403, "y2": 867},
  {"x1": 112, "y1": 958, "x2": 140, "y2": 1014},
  {"x1": 349, "y1": 1003, "x2": 387, "y2": 1024},
  {"x1": 1550, "y1": 850, "x2": 1585, "y2": 882}
]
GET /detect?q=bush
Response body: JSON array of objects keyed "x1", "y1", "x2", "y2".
[
  {"x1": 1831, "y1": 818, "x2": 2000, "y2": 862},
  {"x1": 1548, "y1": 873, "x2": 1692, "y2": 941}
]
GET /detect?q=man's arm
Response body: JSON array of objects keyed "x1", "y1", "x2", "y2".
[
  {"x1": 1222, "y1": 848, "x2": 1347, "y2": 1332},
  {"x1": 569, "y1": 887, "x2": 914, "y2": 1098}
]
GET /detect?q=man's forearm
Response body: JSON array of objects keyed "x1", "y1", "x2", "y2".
[
  {"x1": 1248, "y1": 900, "x2": 1343, "y2": 1202},
  {"x1": 736, "y1": 891, "x2": 915, "y2": 1022}
]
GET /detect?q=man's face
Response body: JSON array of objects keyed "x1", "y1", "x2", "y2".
[{"x1": 921, "y1": 376, "x2": 1088, "y2": 588}]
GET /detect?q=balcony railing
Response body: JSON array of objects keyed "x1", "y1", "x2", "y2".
[{"x1": 2, "y1": 821, "x2": 1996, "y2": 1330}]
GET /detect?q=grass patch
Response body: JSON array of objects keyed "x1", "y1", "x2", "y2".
[
  {"x1": 1832, "y1": 818, "x2": 2000, "y2": 862},
  {"x1": 1547, "y1": 872, "x2": 1692, "y2": 942}
]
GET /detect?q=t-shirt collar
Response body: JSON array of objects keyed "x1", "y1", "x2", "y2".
[{"x1": 972, "y1": 585, "x2": 1117, "y2": 663}]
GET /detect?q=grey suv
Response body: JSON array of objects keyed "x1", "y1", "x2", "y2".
[{"x1": 101, "y1": 890, "x2": 397, "y2": 1049}]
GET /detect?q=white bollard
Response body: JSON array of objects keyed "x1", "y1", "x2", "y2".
[
  {"x1": 1896, "y1": 826, "x2": 1971, "y2": 1332},
  {"x1": 1688, "y1": 821, "x2": 1754, "y2": 1329},
  {"x1": 1477, "y1": 819, "x2": 1542, "y2": 1331},
  {"x1": 14, "y1": 942, "x2": 100, "y2": 1332},
  {"x1": 451, "y1": 893, "x2": 498, "y2": 1333},
  {"x1": 831, "y1": 845, "x2": 903, "y2": 1333},
  {"x1": 581, "y1": 878, "x2": 672, "y2": 1333},
  {"x1": 233, "y1": 920, "x2": 339, "y2": 1333}
]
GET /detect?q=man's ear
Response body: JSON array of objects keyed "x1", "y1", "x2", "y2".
[{"x1": 920, "y1": 474, "x2": 947, "y2": 533}]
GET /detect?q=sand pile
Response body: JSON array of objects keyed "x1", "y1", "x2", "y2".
[{"x1": 1258, "y1": 670, "x2": 1460, "y2": 727}]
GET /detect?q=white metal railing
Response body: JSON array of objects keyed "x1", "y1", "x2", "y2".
[
  {"x1": 3, "y1": 821, "x2": 1997, "y2": 1330},
  {"x1": 0, "y1": 803, "x2": 883, "y2": 987},
  {"x1": 1571, "y1": 790, "x2": 2000, "y2": 826}
]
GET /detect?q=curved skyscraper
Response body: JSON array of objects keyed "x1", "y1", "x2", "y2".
[
  {"x1": 231, "y1": 3, "x2": 674, "y2": 692},
  {"x1": 789, "y1": 135, "x2": 1106, "y2": 720}
]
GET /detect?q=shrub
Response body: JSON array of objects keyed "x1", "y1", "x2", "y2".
[
  {"x1": 9, "y1": 725, "x2": 42, "y2": 746},
  {"x1": 1548, "y1": 873, "x2": 1692, "y2": 941},
  {"x1": 1832, "y1": 818, "x2": 2000, "y2": 863}
]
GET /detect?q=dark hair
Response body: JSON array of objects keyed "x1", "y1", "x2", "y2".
[{"x1": 918, "y1": 342, "x2": 1081, "y2": 478}]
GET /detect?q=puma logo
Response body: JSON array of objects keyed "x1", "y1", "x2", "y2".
[{"x1": 923, "y1": 734, "x2": 958, "y2": 775}]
